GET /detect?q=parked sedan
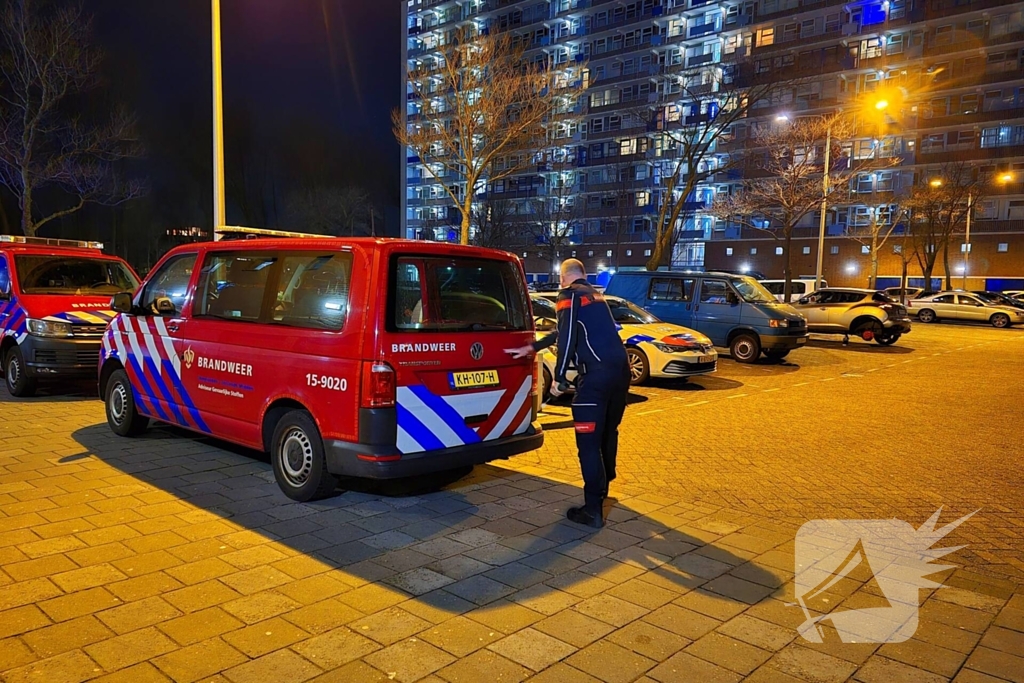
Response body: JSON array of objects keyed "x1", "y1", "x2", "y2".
[
  {"x1": 883, "y1": 286, "x2": 925, "y2": 301},
  {"x1": 972, "y1": 291, "x2": 1024, "y2": 310},
  {"x1": 909, "y1": 292, "x2": 1024, "y2": 328},
  {"x1": 531, "y1": 293, "x2": 717, "y2": 396},
  {"x1": 793, "y1": 288, "x2": 912, "y2": 345}
]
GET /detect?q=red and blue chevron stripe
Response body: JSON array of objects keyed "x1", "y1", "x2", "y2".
[{"x1": 0, "y1": 297, "x2": 28, "y2": 344}]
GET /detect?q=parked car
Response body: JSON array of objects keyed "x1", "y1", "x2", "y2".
[
  {"x1": 972, "y1": 291, "x2": 1024, "y2": 310},
  {"x1": 605, "y1": 271, "x2": 808, "y2": 363},
  {"x1": 531, "y1": 293, "x2": 716, "y2": 396},
  {"x1": 760, "y1": 278, "x2": 826, "y2": 303},
  {"x1": 100, "y1": 228, "x2": 543, "y2": 501},
  {"x1": 792, "y1": 288, "x2": 912, "y2": 345},
  {"x1": 883, "y1": 287, "x2": 925, "y2": 301},
  {"x1": 909, "y1": 292, "x2": 1024, "y2": 328},
  {"x1": 1, "y1": 235, "x2": 140, "y2": 397}
]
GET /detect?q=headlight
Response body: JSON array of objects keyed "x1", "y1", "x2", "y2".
[
  {"x1": 651, "y1": 342, "x2": 682, "y2": 353},
  {"x1": 27, "y1": 319, "x2": 73, "y2": 338},
  {"x1": 769, "y1": 319, "x2": 790, "y2": 328}
]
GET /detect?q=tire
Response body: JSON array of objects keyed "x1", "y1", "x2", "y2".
[
  {"x1": 271, "y1": 410, "x2": 338, "y2": 502},
  {"x1": 105, "y1": 368, "x2": 148, "y2": 436},
  {"x1": 854, "y1": 319, "x2": 883, "y2": 342},
  {"x1": 625, "y1": 347, "x2": 650, "y2": 385},
  {"x1": 541, "y1": 365, "x2": 553, "y2": 402},
  {"x1": 875, "y1": 330, "x2": 901, "y2": 346},
  {"x1": 729, "y1": 333, "x2": 761, "y2": 364},
  {"x1": 4, "y1": 346, "x2": 37, "y2": 398},
  {"x1": 917, "y1": 308, "x2": 937, "y2": 323},
  {"x1": 990, "y1": 313, "x2": 1010, "y2": 329},
  {"x1": 764, "y1": 349, "x2": 790, "y2": 361}
]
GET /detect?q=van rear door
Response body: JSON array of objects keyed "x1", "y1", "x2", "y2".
[{"x1": 382, "y1": 254, "x2": 535, "y2": 455}]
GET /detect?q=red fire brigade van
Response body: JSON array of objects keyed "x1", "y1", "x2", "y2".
[
  {"x1": 1, "y1": 236, "x2": 140, "y2": 397},
  {"x1": 99, "y1": 227, "x2": 543, "y2": 501}
]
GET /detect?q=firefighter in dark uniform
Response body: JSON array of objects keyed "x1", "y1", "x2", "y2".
[{"x1": 507, "y1": 260, "x2": 629, "y2": 528}]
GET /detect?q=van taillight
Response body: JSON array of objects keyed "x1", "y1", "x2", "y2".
[{"x1": 361, "y1": 362, "x2": 395, "y2": 409}]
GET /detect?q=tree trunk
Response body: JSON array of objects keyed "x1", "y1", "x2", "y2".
[
  {"x1": 942, "y1": 242, "x2": 952, "y2": 290},
  {"x1": 782, "y1": 229, "x2": 794, "y2": 302},
  {"x1": 900, "y1": 259, "x2": 908, "y2": 303},
  {"x1": 645, "y1": 239, "x2": 664, "y2": 271},
  {"x1": 869, "y1": 229, "x2": 879, "y2": 289},
  {"x1": 460, "y1": 204, "x2": 471, "y2": 245},
  {"x1": 20, "y1": 180, "x2": 34, "y2": 236}
]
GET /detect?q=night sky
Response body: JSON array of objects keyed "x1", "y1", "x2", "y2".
[{"x1": 85, "y1": 0, "x2": 403, "y2": 237}]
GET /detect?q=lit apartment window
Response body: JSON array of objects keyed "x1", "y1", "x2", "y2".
[
  {"x1": 572, "y1": 251, "x2": 577, "y2": 257},
  {"x1": 831, "y1": 245, "x2": 840, "y2": 255},
  {"x1": 606, "y1": 250, "x2": 613, "y2": 257},
  {"x1": 997, "y1": 243, "x2": 1008, "y2": 252},
  {"x1": 803, "y1": 246, "x2": 811, "y2": 255},
  {"x1": 644, "y1": 249, "x2": 652, "y2": 257},
  {"x1": 775, "y1": 247, "x2": 783, "y2": 255},
  {"x1": 588, "y1": 250, "x2": 594, "y2": 257},
  {"x1": 893, "y1": 244, "x2": 902, "y2": 254},
  {"x1": 726, "y1": 247, "x2": 734, "y2": 256},
  {"x1": 862, "y1": 245, "x2": 870, "y2": 254},
  {"x1": 750, "y1": 247, "x2": 757, "y2": 255},
  {"x1": 626, "y1": 250, "x2": 632, "y2": 256}
]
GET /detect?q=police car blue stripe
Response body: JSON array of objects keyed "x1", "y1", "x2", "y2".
[
  {"x1": 162, "y1": 358, "x2": 211, "y2": 434},
  {"x1": 408, "y1": 385, "x2": 481, "y2": 445},
  {"x1": 143, "y1": 356, "x2": 187, "y2": 426},
  {"x1": 396, "y1": 404, "x2": 445, "y2": 452},
  {"x1": 126, "y1": 355, "x2": 170, "y2": 422},
  {"x1": 625, "y1": 334, "x2": 655, "y2": 345}
]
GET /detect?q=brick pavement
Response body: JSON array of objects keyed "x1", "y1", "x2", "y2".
[{"x1": 0, "y1": 323, "x2": 1022, "y2": 682}]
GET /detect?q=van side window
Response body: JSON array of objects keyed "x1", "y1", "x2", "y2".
[
  {"x1": 700, "y1": 280, "x2": 731, "y2": 304},
  {"x1": 762, "y1": 282, "x2": 784, "y2": 295},
  {"x1": 0, "y1": 255, "x2": 10, "y2": 297},
  {"x1": 649, "y1": 277, "x2": 692, "y2": 301},
  {"x1": 271, "y1": 253, "x2": 353, "y2": 330},
  {"x1": 197, "y1": 252, "x2": 277, "y2": 322},
  {"x1": 138, "y1": 253, "x2": 196, "y2": 315}
]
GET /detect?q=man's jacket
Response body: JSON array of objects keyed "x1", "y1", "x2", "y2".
[{"x1": 533, "y1": 278, "x2": 627, "y2": 384}]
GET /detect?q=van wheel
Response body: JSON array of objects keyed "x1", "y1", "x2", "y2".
[
  {"x1": 5, "y1": 346, "x2": 37, "y2": 398},
  {"x1": 729, "y1": 334, "x2": 761, "y2": 364},
  {"x1": 271, "y1": 410, "x2": 338, "y2": 502},
  {"x1": 917, "y1": 309, "x2": 937, "y2": 323},
  {"x1": 626, "y1": 347, "x2": 650, "y2": 385},
  {"x1": 105, "y1": 369, "x2": 148, "y2": 436}
]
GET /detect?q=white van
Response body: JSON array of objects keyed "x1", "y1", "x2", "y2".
[{"x1": 760, "y1": 279, "x2": 826, "y2": 303}]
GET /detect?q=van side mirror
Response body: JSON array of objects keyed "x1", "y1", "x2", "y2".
[
  {"x1": 154, "y1": 297, "x2": 177, "y2": 315},
  {"x1": 110, "y1": 292, "x2": 133, "y2": 313}
]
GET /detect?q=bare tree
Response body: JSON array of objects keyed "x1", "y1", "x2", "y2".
[
  {"x1": 471, "y1": 195, "x2": 520, "y2": 251},
  {"x1": 530, "y1": 157, "x2": 584, "y2": 275},
  {"x1": 285, "y1": 186, "x2": 371, "y2": 236},
  {"x1": 643, "y1": 66, "x2": 780, "y2": 271},
  {"x1": 846, "y1": 197, "x2": 907, "y2": 289},
  {"x1": 0, "y1": 0, "x2": 143, "y2": 236},
  {"x1": 904, "y1": 162, "x2": 975, "y2": 291},
  {"x1": 713, "y1": 114, "x2": 897, "y2": 299},
  {"x1": 393, "y1": 26, "x2": 586, "y2": 245}
]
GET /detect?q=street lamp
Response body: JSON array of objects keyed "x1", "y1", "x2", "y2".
[
  {"x1": 212, "y1": 0, "x2": 226, "y2": 238},
  {"x1": 962, "y1": 172, "x2": 1014, "y2": 289}
]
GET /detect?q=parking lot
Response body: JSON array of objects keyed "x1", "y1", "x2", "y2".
[{"x1": 1, "y1": 323, "x2": 1023, "y2": 682}]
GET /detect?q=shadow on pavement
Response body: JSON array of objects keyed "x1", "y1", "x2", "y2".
[
  {"x1": 652, "y1": 376, "x2": 745, "y2": 392},
  {"x1": 806, "y1": 338, "x2": 914, "y2": 354},
  {"x1": 0, "y1": 380, "x2": 96, "y2": 402},
  {"x1": 72, "y1": 421, "x2": 781, "y2": 620}
]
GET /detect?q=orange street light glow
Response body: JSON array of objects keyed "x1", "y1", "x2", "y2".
[
  {"x1": 874, "y1": 99, "x2": 889, "y2": 110},
  {"x1": 999, "y1": 173, "x2": 1014, "y2": 184},
  {"x1": 929, "y1": 179, "x2": 943, "y2": 188}
]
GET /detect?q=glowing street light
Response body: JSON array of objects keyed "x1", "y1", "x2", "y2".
[
  {"x1": 874, "y1": 99, "x2": 889, "y2": 111},
  {"x1": 961, "y1": 172, "x2": 1015, "y2": 289},
  {"x1": 929, "y1": 178, "x2": 943, "y2": 188}
]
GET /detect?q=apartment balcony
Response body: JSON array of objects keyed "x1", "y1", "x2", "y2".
[
  {"x1": 917, "y1": 144, "x2": 1024, "y2": 164},
  {"x1": 927, "y1": 0, "x2": 1016, "y2": 20},
  {"x1": 685, "y1": 52, "x2": 717, "y2": 68},
  {"x1": 752, "y1": 0, "x2": 849, "y2": 24},
  {"x1": 752, "y1": 27, "x2": 843, "y2": 54},
  {"x1": 688, "y1": 21, "x2": 721, "y2": 39},
  {"x1": 916, "y1": 108, "x2": 1024, "y2": 131}
]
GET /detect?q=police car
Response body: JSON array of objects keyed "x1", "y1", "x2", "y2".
[
  {"x1": 99, "y1": 227, "x2": 543, "y2": 501},
  {"x1": 1, "y1": 236, "x2": 139, "y2": 396},
  {"x1": 531, "y1": 292, "x2": 716, "y2": 398}
]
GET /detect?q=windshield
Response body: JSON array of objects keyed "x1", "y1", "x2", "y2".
[
  {"x1": 391, "y1": 255, "x2": 530, "y2": 332},
  {"x1": 731, "y1": 277, "x2": 777, "y2": 303},
  {"x1": 608, "y1": 298, "x2": 659, "y2": 324},
  {"x1": 14, "y1": 255, "x2": 138, "y2": 295},
  {"x1": 531, "y1": 296, "x2": 557, "y2": 319}
]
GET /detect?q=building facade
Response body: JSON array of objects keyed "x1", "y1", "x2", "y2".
[{"x1": 402, "y1": 0, "x2": 1024, "y2": 289}]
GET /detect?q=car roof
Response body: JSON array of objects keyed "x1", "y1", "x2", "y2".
[
  {"x1": 818, "y1": 287, "x2": 877, "y2": 294},
  {"x1": 167, "y1": 236, "x2": 520, "y2": 261},
  {"x1": 0, "y1": 244, "x2": 121, "y2": 260}
]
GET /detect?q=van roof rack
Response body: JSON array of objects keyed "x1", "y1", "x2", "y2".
[
  {"x1": 215, "y1": 226, "x2": 325, "y2": 240},
  {"x1": 0, "y1": 235, "x2": 104, "y2": 250}
]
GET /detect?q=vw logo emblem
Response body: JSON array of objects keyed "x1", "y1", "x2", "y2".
[{"x1": 470, "y1": 342, "x2": 484, "y2": 361}]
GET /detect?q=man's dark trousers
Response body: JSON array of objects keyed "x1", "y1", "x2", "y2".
[{"x1": 572, "y1": 363, "x2": 630, "y2": 516}]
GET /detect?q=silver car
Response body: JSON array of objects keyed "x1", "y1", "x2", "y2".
[
  {"x1": 793, "y1": 288, "x2": 912, "y2": 345},
  {"x1": 909, "y1": 291, "x2": 1024, "y2": 328}
]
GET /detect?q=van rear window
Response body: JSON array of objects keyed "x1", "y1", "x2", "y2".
[{"x1": 391, "y1": 256, "x2": 529, "y2": 332}]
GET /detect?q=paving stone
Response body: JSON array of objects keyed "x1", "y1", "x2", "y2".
[
  {"x1": 220, "y1": 616, "x2": 309, "y2": 657},
  {"x1": 157, "y1": 606, "x2": 245, "y2": 646},
  {"x1": 273, "y1": 573, "x2": 352, "y2": 605},
  {"x1": 605, "y1": 577, "x2": 679, "y2": 610},
  {"x1": 573, "y1": 593, "x2": 649, "y2": 627},
  {"x1": 385, "y1": 567, "x2": 455, "y2": 595},
  {"x1": 280, "y1": 598, "x2": 363, "y2": 635},
  {"x1": 399, "y1": 589, "x2": 476, "y2": 625},
  {"x1": 0, "y1": 636, "x2": 37, "y2": 671},
  {"x1": 566, "y1": 640, "x2": 657, "y2": 683},
  {"x1": 292, "y1": 627, "x2": 381, "y2": 669},
  {"x1": 307, "y1": 659, "x2": 391, "y2": 683},
  {"x1": 487, "y1": 627, "x2": 576, "y2": 671},
  {"x1": 164, "y1": 580, "x2": 243, "y2": 615},
  {"x1": 349, "y1": 607, "x2": 432, "y2": 646},
  {"x1": 445, "y1": 575, "x2": 517, "y2": 605},
  {"x1": 685, "y1": 632, "x2": 772, "y2": 675},
  {"x1": 716, "y1": 614, "x2": 796, "y2": 652},
  {"x1": 464, "y1": 599, "x2": 544, "y2": 633},
  {"x1": 523, "y1": 663, "x2": 602, "y2": 683},
  {"x1": 0, "y1": 605, "x2": 51, "y2": 640},
  {"x1": 643, "y1": 604, "x2": 721, "y2": 640},
  {"x1": 647, "y1": 651, "x2": 742, "y2": 683},
  {"x1": 336, "y1": 584, "x2": 409, "y2": 614},
  {"x1": 84, "y1": 626, "x2": 178, "y2": 671},
  {"x1": 993, "y1": 607, "x2": 1024, "y2": 633},
  {"x1": 964, "y1": 646, "x2": 1024, "y2": 683},
  {"x1": 221, "y1": 591, "x2": 302, "y2": 625},
  {"x1": 509, "y1": 584, "x2": 581, "y2": 616},
  {"x1": 979, "y1": 624, "x2": 1024, "y2": 654},
  {"x1": 435, "y1": 649, "x2": 530, "y2": 683},
  {"x1": 419, "y1": 615, "x2": 505, "y2": 657},
  {"x1": 92, "y1": 662, "x2": 173, "y2": 683},
  {"x1": 854, "y1": 656, "x2": 950, "y2": 683},
  {"x1": 152, "y1": 637, "x2": 249, "y2": 683},
  {"x1": 363, "y1": 637, "x2": 456, "y2": 683},
  {"x1": 1, "y1": 650, "x2": 102, "y2": 683},
  {"x1": 533, "y1": 608, "x2": 616, "y2": 649},
  {"x1": 767, "y1": 646, "x2": 859, "y2": 683},
  {"x1": 21, "y1": 615, "x2": 113, "y2": 658},
  {"x1": 878, "y1": 638, "x2": 968, "y2": 677},
  {"x1": 39, "y1": 587, "x2": 122, "y2": 623},
  {"x1": 607, "y1": 620, "x2": 690, "y2": 661}
]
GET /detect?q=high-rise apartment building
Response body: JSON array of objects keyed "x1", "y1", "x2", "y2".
[{"x1": 402, "y1": 0, "x2": 1024, "y2": 289}]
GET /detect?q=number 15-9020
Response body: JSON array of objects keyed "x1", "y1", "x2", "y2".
[{"x1": 306, "y1": 374, "x2": 347, "y2": 391}]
